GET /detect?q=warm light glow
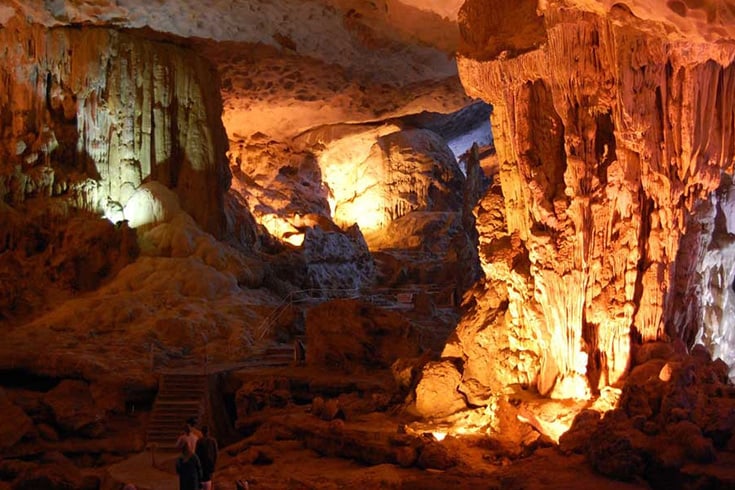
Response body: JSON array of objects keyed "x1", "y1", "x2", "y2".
[
  {"x1": 121, "y1": 182, "x2": 181, "y2": 229},
  {"x1": 549, "y1": 373, "x2": 591, "y2": 401},
  {"x1": 431, "y1": 431, "x2": 447, "y2": 441},
  {"x1": 318, "y1": 125, "x2": 400, "y2": 235},
  {"x1": 407, "y1": 401, "x2": 500, "y2": 441},
  {"x1": 408, "y1": 387, "x2": 622, "y2": 446},
  {"x1": 259, "y1": 214, "x2": 305, "y2": 247}
]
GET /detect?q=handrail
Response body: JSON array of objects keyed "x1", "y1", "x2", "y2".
[
  {"x1": 147, "y1": 283, "x2": 456, "y2": 370},
  {"x1": 253, "y1": 287, "x2": 361, "y2": 341},
  {"x1": 252, "y1": 285, "x2": 453, "y2": 341}
]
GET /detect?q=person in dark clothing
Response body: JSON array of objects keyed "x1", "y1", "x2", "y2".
[
  {"x1": 175, "y1": 443, "x2": 202, "y2": 490},
  {"x1": 195, "y1": 425, "x2": 219, "y2": 490}
]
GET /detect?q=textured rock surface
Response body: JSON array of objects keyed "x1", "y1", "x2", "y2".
[
  {"x1": 42, "y1": 380, "x2": 105, "y2": 437},
  {"x1": 413, "y1": 359, "x2": 466, "y2": 418},
  {"x1": 302, "y1": 225, "x2": 376, "y2": 294},
  {"x1": 450, "y1": 0, "x2": 735, "y2": 397},
  {"x1": 0, "y1": 389, "x2": 35, "y2": 452},
  {"x1": 319, "y1": 127, "x2": 466, "y2": 242},
  {"x1": 8, "y1": 0, "x2": 472, "y2": 141},
  {"x1": 305, "y1": 299, "x2": 422, "y2": 372},
  {"x1": 0, "y1": 17, "x2": 229, "y2": 236}
]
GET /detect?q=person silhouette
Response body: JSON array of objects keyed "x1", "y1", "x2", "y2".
[
  {"x1": 195, "y1": 425, "x2": 219, "y2": 490},
  {"x1": 175, "y1": 444, "x2": 202, "y2": 490}
]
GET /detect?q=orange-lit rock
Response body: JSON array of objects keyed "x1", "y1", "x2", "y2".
[
  {"x1": 10, "y1": 0, "x2": 472, "y2": 141},
  {"x1": 320, "y1": 128, "x2": 465, "y2": 241},
  {"x1": 451, "y1": 0, "x2": 735, "y2": 398},
  {"x1": 413, "y1": 359, "x2": 466, "y2": 418},
  {"x1": 302, "y1": 224, "x2": 376, "y2": 293}
]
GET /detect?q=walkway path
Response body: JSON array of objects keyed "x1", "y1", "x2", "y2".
[{"x1": 106, "y1": 449, "x2": 179, "y2": 490}]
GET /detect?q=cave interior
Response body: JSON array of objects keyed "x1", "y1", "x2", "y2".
[{"x1": 3, "y1": 0, "x2": 735, "y2": 489}]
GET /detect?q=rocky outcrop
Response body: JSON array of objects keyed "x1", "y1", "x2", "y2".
[
  {"x1": 0, "y1": 389, "x2": 35, "y2": 452},
  {"x1": 303, "y1": 225, "x2": 376, "y2": 294},
  {"x1": 228, "y1": 137, "x2": 331, "y2": 247},
  {"x1": 0, "y1": 17, "x2": 230, "y2": 236},
  {"x1": 319, "y1": 128, "x2": 466, "y2": 243},
  {"x1": 42, "y1": 380, "x2": 106, "y2": 438},
  {"x1": 556, "y1": 341, "x2": 735, "y2": 484},
  {"x1": 449, "y1": 0, "x2": 735, "y2": 398},
  {"x1": 305, "y1": 299, "x2": 422, "y2": 372}
]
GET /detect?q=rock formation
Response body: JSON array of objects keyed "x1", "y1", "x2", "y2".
[
  {"x1": 5, "y1": 0, "x2": 735, "y2": 488},
  {"x1": 319, "y1": 127, "x2": 466, "y2": 241},
  {"x1": 0, "y1": 16, "x2": 230, "y2": 237},
  {"x1": 449, "y1": 0, "x2": 735, "y2": 399}
]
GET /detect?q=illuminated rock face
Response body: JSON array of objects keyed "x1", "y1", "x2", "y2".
[
  {"x1": 453, "y1": 0, "x2": 735, "y2": 397},
  {"x1": 321, "y1": 128, "x2": 465, "y2": 242},
  {"x1": 0, "y1": 18, "x2": 229, "y2": 236}
]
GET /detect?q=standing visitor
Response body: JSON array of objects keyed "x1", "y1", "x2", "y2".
[
  {"x1": 187, "y1": 417, "x2": 204, "y2": 439},
  {"x1": 195, "y1": 425, "x2": 219, "y2": 490},
  {"x1": 176, "y1": 423, "x2": 199, "y2": 453},
  {"x1": 175, "y1": 444, "x2": 202, "y2": 490}
]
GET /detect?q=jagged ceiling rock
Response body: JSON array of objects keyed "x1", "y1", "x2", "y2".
[
  {"x1": 0, "y1": 15, "x2": 230, "y2": 237},
  {"x1": 449, "y1": 0, "x2": 735, "y2": 398}
]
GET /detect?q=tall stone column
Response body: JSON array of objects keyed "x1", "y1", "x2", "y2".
[{"x1": 452, "y1": 0, "x2": 735, "y2": 398}]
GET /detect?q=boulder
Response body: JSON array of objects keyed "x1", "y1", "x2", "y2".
[
  {"x1": 0, "y1": 389, "x2": 35, "y2": 451},
  {"x1": 668, "y1": 421, "x2": 716, "y2": 463},
  {"x1": 585, "y1": 429, "x2": 644, "y2": 481},
  {"x1": 41, "y1": 380, "x2": 106, "y2": 437},
  {"x1": 11, "y1": 463, "x2": 97, "y2": 490},
  {"x1": 235, "y1": 377, "x2": 291, "y2": 419},
  {"x1": 413, "y1": 359, "x2": 466, "y2": 418},
  {"x1": 417, "y1": 441, "x2": 458, "y2": 470},
  {"x1": 558, "y1": 410, "x2": 601, "y2": 454},
  {"x1": 305, "y1": 299, "x2": 422, "y2": 372},
  {"x1": 302, "y1": 225, "x2": 375, "y2": 294}
]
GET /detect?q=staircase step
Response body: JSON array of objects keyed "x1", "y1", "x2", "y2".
[
  {"x1": 153, "y1": 399, "x2": 201, "y2": 405},
  {"x1": 149, "y1": 417, "x2": 195, "y2": 423},
  {"x1": 156, "y1": 395, "x2": 205, "y2": 401},
  {"x1": 147, "y1": 371, "x2": 210, "y2": 447}
]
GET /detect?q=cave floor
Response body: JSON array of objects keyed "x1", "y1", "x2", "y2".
[{"x1": 106, "y1": 361, "x2": 654, "y2": 490}]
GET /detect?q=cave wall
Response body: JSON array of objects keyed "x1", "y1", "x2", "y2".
[
  {"x1": 453, "y1": 0, "x2": 735, "y2": 397},
  {"x1": 0, "y1": 17, "x2": 230, "y2": 237}
]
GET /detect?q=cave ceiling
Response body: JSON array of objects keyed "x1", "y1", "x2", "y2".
[{"x1": 3, "y1": 0, "x2": 473, "y2": 140}]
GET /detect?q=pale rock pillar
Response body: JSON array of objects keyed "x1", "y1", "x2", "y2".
[{"x1": 0, "y1": 17, "x2": 230, "y2": 237}]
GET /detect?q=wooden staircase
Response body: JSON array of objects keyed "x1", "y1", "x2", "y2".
[{"x1": 146, "y1": 373, "x2": 207, "y2": 449}]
